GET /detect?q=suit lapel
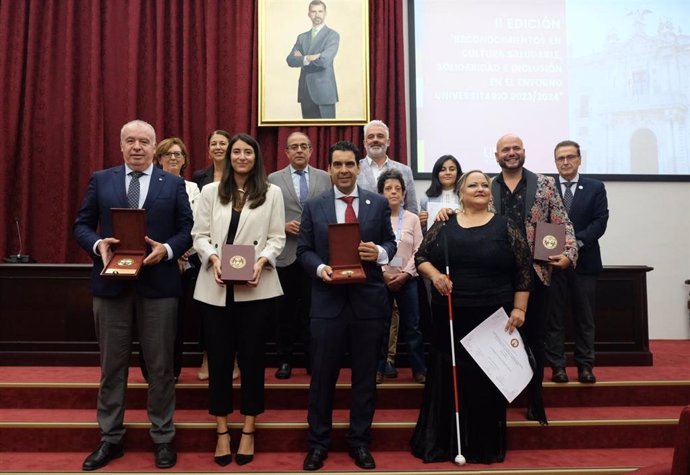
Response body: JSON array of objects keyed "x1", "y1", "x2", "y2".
[
  {"x1": 143, "y1": 167, "x2": 164, "y2": 209},
  {"x1": 112, "y1": 166, "x2": 129, "y2": 207},
  {"x1": 319, "y1": 189, "x2": 337, "y2": 224},
  {"x1": 357, "y1": 187, "x2": 371, "y2": 224}
]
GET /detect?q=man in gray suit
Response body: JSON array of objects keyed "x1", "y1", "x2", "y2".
[
  {"x1": 357, "y1": 120, "x2": 418, "y2": 213},
  {"x1": 268, "y1": 132, "x2": 331, "y2": 379},
  {"x1": 286, "y1": 0, "x2": 340, "y2": 119}
]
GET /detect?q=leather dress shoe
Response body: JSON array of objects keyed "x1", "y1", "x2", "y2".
[
  {"x1": 551, "y1": 367, "x2": 569, "y2": 383},
  {"x1": 412, "y1": 371, "x2": 427, "y2": 384},
  {"x1": 275, "y1": 363, "x2": 292, "y2": 379},
  {"x1": 82, "y1": 441, "x2": 124, "y2": 471},
  {"x1": 375, "y1": 371, "x2": 384, "y2": 384},
  {"x1": 153, "y1": 442, "x2": 177, "y2": 469},
  {"x1": 303, "y1": 448, "x2": 328, "y2": 471},
  {"x1": 578, "y1": 366, "x2": 597, "y2": 384},
  {"x1": 349, "y1": 446, "x2": 376, "y2": 469},
  {"x1": 383, "y1": 360, "x2": 398, "y2": 378}
]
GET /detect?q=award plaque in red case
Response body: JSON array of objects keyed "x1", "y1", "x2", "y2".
[
  {"x1": 221, "y1": 244, "x2": 255, "y2": 282},
  {"x1": 533, "y1": 222, "x2": 566, "y2": 262},
  {"x1": 328, "y1": 223, "x2": 366, "y2": 284},
  {"x1": 100, "y1": 208, "x2": 146, "y2": 279}
]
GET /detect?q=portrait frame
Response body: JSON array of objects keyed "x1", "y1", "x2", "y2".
[{"x1": 258, "y1": 0, "x2": 370, "y2": 126}]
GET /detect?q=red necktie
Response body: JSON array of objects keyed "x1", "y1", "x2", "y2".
[{"x1": 339, "y1": 196, "x2": 357, "y2": 223}]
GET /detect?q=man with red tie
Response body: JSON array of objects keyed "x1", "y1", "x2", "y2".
[{"x1": 297, "y1": 141, "x2": 397, "y2": 470}]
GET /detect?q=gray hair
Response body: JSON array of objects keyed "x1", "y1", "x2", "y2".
[
  {"x1": 120, "y1": 120, "x2": 156, "y2": 144},
  {"x1": 363, "y1": 119, "x2": 389, "y2": 139}
]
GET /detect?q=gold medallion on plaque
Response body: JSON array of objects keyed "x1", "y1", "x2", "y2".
[
  {"x1": 118, "y1": 258, "x2": 135, "y2": 266},
  {"x1": 229, "y1": 255, "x2": 247, "y2": 269},
  {"x1": 340, "y1": 270, "x2": 355, "y2": 277},
  {"x1": 542, "y1": 235, "x2": 558, "y2": 250},
  {"x1": 510, "y1": 338, "x2": 519, "y2": 348}
]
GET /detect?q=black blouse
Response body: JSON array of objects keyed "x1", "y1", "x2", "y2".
[{"x1": 415, "y1": 214, "x2": 532, "y2": 307}]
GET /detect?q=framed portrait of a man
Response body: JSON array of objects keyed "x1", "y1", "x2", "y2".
[{"x1": 258, "y1": 0, "x2": 370, "y2": 126}]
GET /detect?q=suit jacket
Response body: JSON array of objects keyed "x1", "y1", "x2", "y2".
[
  {"x1": 268, "y1": 165, "x2": 332, "y2": 267},
  {"x1": 192, "y1": 166, "x2": 215, "y2": 191},
  {"x1": 286, "y1": 25, "x2": 339, "y2": 105},
  {"x1": 555, "y1": 176, "x2": 608, "y2": 274},
  {"x1": 358, "y1": 158, "x2": 419, "y2": 214},
  {"x1": 491, "y1": 168, "x2": 578, "y2": 286},
  {"x1": 73, "y1": 165, "x2": 194, "y2": 298},
  {"x1": 192, "y1": 182, "x2": 286, "y2": 306},
  {"x1": 297, "y1": 186, "x2": 397, "y2": 319}
]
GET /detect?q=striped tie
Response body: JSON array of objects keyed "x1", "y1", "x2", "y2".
[
  {"x1": 563, "y1": 181, "x2": 575, "y2": 212},
  {"x1": 128, "y1": 171, "x2": 143, "y2": 208}
]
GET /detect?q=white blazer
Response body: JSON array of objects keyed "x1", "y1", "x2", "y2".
[{"x1": 192, "y1": 182, "x2": 286, "y2": 305}]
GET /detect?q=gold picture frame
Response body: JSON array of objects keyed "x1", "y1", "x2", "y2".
[{"x1": 258, "y1": 0, "x2": 370, "y2": 126}]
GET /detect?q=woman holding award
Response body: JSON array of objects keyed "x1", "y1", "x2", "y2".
[
  {"x1": 192, "y1": 133, "x2": 285, "y2": 466},
  {"x1": 418, "y1": 155, "x2": 462, "y2": 230},
  {"x1": 411, "y1": 170, "x2": 532, "y2": 464}
]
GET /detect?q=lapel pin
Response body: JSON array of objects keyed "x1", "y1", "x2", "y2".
[
  {"x1": 365, "y1": 199, "x2": 371, "y2": 204},
  {"x1": 159, "y1": 177, "x2": 163, "y2": 181},
  {"x1": 578, "y1": 185, "x2": 583, "y2": 189}
]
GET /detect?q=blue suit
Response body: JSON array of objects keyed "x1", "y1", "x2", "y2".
[
  {"x1": 74, "y1": 165, "x2": 194, "y2": 297},
  {"x1": 546, "y1": 175, "x2": 609, "y2": 369},
  {"x1": 297, "y1": 186, "x2": 396, "y2": 450},
  {"x1": 73, "y1": 164, "x2": 193, "y2": 444}
]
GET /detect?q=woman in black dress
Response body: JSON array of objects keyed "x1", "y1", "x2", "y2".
[{"x1": 411, "y1": 170, "x2": 532, "y2": 464}]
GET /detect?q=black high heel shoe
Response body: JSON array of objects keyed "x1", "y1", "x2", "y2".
[
  {"x1": 235, "y1": 430, "x2": 255, "y2": 466},
  {"x1": 214, "y1": 430, "x2": 232, "y2": 466}
]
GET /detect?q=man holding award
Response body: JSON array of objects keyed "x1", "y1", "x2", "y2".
[
  {"x1": 297, "y1": 141, "x2": 396, "y2": 471},
  {"x1": 73, "y1": 120, "x2": 193, "y2": 470},
  {"x1": 490, "y1": 133, "x2": 577, "y2": 425}
]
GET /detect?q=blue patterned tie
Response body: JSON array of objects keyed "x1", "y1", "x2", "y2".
[
  {"x1": 296, "y1": 169, "x2": 308, "y2": 206},
  {"x1": 563, "y1": 181, "x2": 575, "y2": 212},
  {"x1": 128, "y1": 171, "x2": 143, "y2": 208}
]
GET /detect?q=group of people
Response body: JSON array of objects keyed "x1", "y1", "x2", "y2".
[{"x1": 73, "y1": 118, "x2": 608, "y2": 471}]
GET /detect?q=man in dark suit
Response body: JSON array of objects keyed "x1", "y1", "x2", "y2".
[
  {"x1": 268, "y1": 132, "x2": 331, "y2": 379},
  {"x1": 73, "y1": 120, "x2": 193, "y2": 471},
  {"x1": 286, "y1": 0, "x2": 340, "y2": 119},
  {"x1": 546, "y1": 140, "x2": 609, "y2": 384},
  {"x1": 297, "y1": 141, "x2": 396, "y2": 471}
]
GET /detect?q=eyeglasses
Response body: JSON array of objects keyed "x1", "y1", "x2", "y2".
[
  {"x1": 287, "y1": 143, "x2": 311, "y2": 151},
  {"x1": 555, "y1": 154, "x2": 579, "y2": 163},
  {"x1": 162, "y1": 151, "x2": 184, "y2": 158}
]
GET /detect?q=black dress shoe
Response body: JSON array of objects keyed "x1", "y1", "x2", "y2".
[
  {"x1": 275, "y1": 363, "x2": 292, "y2": 379},
  {"x1": 551, "y1": 367, "x2": 569, "y2": 383},
  {"x1": 153, "y1": 442, "x2": 177, "y2": 469},
  {"x1": 578, "y1": 366, "x2": 597, "y2": 384},
  {"x1": 348, "y1": 446, "x2": 376, "y2": 469},
  {"x1": 82, "y1": 441, "x2": 124, "y2": 471},
  {"x1": 304, "y1": 448, "x2": 327, "y2": 471},
  {"x1": 235, "y1": 430, "x2": 255, "y2": 466}
]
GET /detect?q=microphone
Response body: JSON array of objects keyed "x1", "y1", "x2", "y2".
[{"x1": 4, "y1": 217, "x2": 36, "y2": 263}]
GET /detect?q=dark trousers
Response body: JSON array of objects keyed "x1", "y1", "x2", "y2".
[
  {"x1": 523, "y1": 272, "x2": 550, "y2": 420},
  {"x1": 275, "y1": 262, "x2": 312, "y2": 365},
  {"x1": 545, "y1": 268, "x2": 597, "y2": 368},
  {"x1": 378, "y1": 278, "x2": 427, "y2": 374},
  {"x1": 93, "y1": 289, "x2": 177, "y2": 444},
  {"x1": 199, "y1": 296, "x2": 274, "y2": 416},
  {"x1": 307, "y1": 302, "x2": 384, "y2": 450}
]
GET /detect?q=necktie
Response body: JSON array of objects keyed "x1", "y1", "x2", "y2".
[
  {"x1": 563, "y1": 181, "x2": 575, "y2": 212},
  {"x1": 339, "y1": 196, "x2": 357, "y2": 223},
  {"x1": 311, "y1": 28, "x2": 317, "y2": 40},
  {"x1": 295, "y1": 169, "x2": 308, "y2": 206},
  {"x1": 128, "y1": 171, "x2": 144, "y2": 208}
]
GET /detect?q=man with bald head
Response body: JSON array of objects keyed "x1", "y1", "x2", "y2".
[
  {"x1": 491, "y1": 133, "x2": 577, "y2": 424},
  {"x1": 74, "y1": 120, "x2": 193, "y2": 470}
]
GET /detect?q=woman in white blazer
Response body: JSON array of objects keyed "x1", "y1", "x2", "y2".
[{"x1": 192, "y1": 133, "x2": 285, "y2": 467}]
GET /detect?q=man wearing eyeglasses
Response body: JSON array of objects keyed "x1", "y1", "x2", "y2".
[
  {"x1": 268, "y1": 132, "x2": 331, "y2": 379},
  {"x1": 545, "y1": 140, "x2": 609, "y2": 385}
]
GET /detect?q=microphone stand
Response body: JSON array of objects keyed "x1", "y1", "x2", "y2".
[{"x1": 4, "y1": 218, "x2": 35, "y2": 263}]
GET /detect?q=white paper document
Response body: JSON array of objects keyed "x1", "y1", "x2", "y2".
[{"x1": 460, "y1": 307, "x2": 533, "y2": 402}]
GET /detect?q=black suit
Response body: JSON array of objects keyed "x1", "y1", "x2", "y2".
[
  {"x1": 297, "y1": 186, "x2": 396, "y2": 451},
  {"x1": 546, "y1": 175, "x2": 609, "y2": 369},
  {"x1": 192, "y1": 166, "x2": 215, "y2": 191}
]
